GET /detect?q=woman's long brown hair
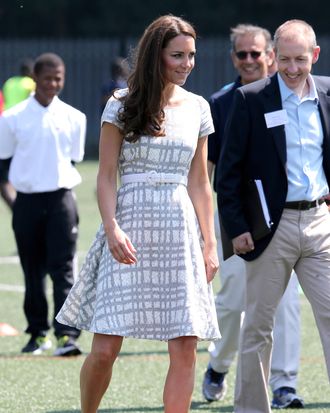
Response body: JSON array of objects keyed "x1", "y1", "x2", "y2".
[{"x1": 118, "y1": 15, "x2": 196, "y2": 142}]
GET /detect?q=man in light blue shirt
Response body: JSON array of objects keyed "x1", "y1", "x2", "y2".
[
  {"x1": 279, "y1": 74, "x2": 328, "y2": 202},
  {"x1": 218, "y1": 19, "x2": 330, "y2": 413}
]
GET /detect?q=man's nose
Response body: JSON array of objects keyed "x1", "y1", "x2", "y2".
[
  {"x1": 287, "y1": 60, "x2": 298, "y2": 72},
  {"x1": 245, "y1": 53, "x2": 255, "y2": 63}
]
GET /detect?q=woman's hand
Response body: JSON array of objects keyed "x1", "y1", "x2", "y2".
[
  {"x1": 203, "y1": 243, "x2": 219, "y2": 283},
  {"x1": 106, "y1": 223, "x2": 137, "y2": 265}
]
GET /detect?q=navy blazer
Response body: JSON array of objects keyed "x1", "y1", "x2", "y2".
[
  {"x1": 208, "y1": 77, "x2": 242, "y2": 191},
  {"x1": 217, "y1": 74, "x2": 330, "y2": 261}
]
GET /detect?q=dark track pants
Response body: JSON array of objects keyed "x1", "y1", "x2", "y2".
[{"x1": 12, "y1": 188, "x2": 80, "y2": 339}]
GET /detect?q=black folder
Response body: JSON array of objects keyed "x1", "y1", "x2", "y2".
[{"x1": 220, "y1": 179, "x2": 272, "y2": 260}]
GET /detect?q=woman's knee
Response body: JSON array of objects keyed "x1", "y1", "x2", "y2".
[
  {"x1": 168, "y1": 336, "x2": 197, "y2": 365},
  {"x1": 90, "y1": 334, "x2": 122, "y2": 368}
]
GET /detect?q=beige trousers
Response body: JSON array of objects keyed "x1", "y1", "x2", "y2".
[
  {"x1": 234, "y1": 203, "x2": 330, "y2": 413},
  {"x1": 209, "y1": 213, "x2": 301, "y2": 391}
]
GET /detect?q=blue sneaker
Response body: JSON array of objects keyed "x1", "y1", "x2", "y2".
[
  {"x1": 272, "y1": 387, "x2": 304, "y2": 409},
  {"x1": 202, "y1": 365, "x2": 227, "y2": 402}
]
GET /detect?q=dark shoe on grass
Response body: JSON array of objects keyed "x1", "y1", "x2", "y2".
[
  {"x1": 21, "y1": 335, "x2": 52, "y2": 355},
  {"x1": 202, "y1": 364, "x2": 227, "y2": 402},
  {"x1": 272, "y1": 387, "x2": 304, "y2": 409},
  {"x1": 53, "y1": 335, "x2": 82, "y2": 356}
]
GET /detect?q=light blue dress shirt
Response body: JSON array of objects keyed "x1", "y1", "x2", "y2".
[{"x1": 278, "y1": 73, "x2": 329, "y2": 202}]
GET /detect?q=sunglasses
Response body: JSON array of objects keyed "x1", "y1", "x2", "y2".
[{"x1": 235, "y1": 51, "x2": 263, "y2": 60}]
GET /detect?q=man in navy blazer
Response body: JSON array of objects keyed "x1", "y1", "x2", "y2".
[{"x1": 218, "y1": 20, "x2": 330, "y2": 413}]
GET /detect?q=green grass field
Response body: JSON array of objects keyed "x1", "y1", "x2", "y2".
[{"x1": 0, "y1": 160, "x2": 329, "y2": 412}]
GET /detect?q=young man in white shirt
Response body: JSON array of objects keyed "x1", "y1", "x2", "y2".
[{"x1": 0, "y1": 53, "x2": 86, "y2": 356}]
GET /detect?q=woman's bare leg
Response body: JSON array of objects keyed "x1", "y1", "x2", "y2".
[
  {"x1": 80, "y1": 334, "x2": 123, "y2": 413},
  {"x1": 163, "y1": 336, "x2": 197, "y2": 413}
]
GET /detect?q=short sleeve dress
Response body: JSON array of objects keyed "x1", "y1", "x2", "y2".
[{"x1": 56, "y1": 89, "x2": 221, "y2": 341}]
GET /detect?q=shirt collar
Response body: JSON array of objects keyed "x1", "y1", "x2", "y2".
[
  {"x1": 31, "y1": 95, "x2": 60, "y2": 111},
  {"x1": 277, "y1": 73, "x2": 319, "y2": 103}
]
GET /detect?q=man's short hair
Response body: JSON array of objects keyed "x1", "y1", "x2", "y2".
[
  {"x1": 273, "y1": 19, "x2": 317, "y2": 52},
  {"x1": 230, "y1": 24, "x2": 273, "y2": 52},
  {"x1": 34, "y1": 53, "x2": 65, "y2": 75}
]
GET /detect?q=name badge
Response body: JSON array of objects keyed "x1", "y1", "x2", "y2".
[{"x1": 264, "y1": 109, "x2": 289, "y2": 128}]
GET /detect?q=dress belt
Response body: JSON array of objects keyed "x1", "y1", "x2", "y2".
[
  {"x1": 120, "y1": 171, "x2": 188, "y2": 186},
  {"x1": 284, "y1": 198, "x2": 325, "y2": 210}
]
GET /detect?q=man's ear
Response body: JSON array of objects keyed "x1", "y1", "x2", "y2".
[
  {"x1": 312, "y1": 45, "x2": 320, "y2": 64},
  {"x1": 267, "y1": 49, "x2": 275, "y2": 65},
  {"x1": 266, "y1": 49, "x2": 277, "y2": 76}
]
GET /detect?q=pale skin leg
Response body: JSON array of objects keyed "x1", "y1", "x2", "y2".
[
  {"x1": 80, "y1": 333, "x2": 123, "y2": 413},
  {"x1": 163, "y1": 336, "x2": 198, "y2": 413}
]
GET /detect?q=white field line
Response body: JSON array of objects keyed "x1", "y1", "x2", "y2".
[
  {"x1": 0, "y1": 251, "x2": 87, "y2": 265},
  {"x1": 0, "y1": 283, "x2": 24, "y2": 292},
  {"x1": 0, "y1": 256, "x2": 20, "y2": 264},
  {"x1": 0, "y1": 251, "x2": 87, "y2": 293}
]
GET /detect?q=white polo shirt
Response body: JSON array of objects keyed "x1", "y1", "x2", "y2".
[{"x1": 0, "y1": 95, "x2": 86, "y2": 193}]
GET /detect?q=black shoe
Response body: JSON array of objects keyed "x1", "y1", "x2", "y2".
[
  {"x1": 21, "y1": 335, "x2": 52, "y2": 355},
  {"x1": 53, "y1": 335, "x2": 82, "y2": 356},
  {"x1": 202, "y1": 364, "x2": 227, "y2": 402},
  {"x1": 272, "y1": 387, "x2": 305, "y2": 409}
]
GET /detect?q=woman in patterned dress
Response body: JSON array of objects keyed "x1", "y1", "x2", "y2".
[{"x1": 57, "y1": 14, "x2": 220, "y2": 413}]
